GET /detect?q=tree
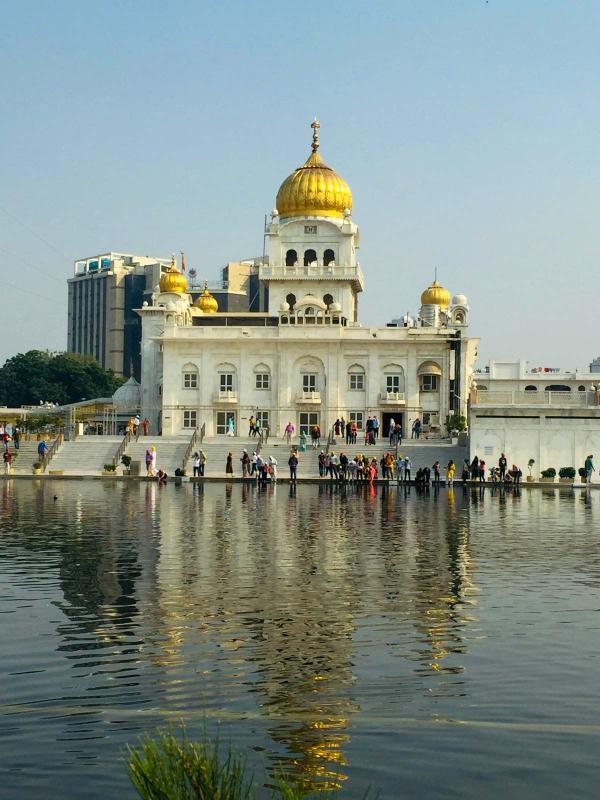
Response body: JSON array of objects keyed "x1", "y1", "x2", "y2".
[{"x1": 0, "y1": 350, "x2": 124, "y2": 407}]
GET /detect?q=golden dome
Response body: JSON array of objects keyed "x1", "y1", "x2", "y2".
[
  {"x1": 421, "y1": 280, "x2": 451, "y2": 309},
  {"x1": 194, "y1": 283, "x2": 218, "y2": 313},
  {"x1": 159, "y1": 255, "x2": 188, "y2": 294},
  {"x1": 276, "y1": 119, "x2": 352, "y2": 220}
]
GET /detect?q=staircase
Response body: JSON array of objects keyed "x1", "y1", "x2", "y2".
[
  {"x1": 5, "y1": 440, "x2": 55, "y2": 475},
  {"x1": 124, "y1": 435, "x2": 190, "y2": 474},
  {"x1": 191, "y1": 436, "x2": 468, "y2": 477},
  {"x1": 49, "y1": 436, "x2": 122, "y2": 475}
]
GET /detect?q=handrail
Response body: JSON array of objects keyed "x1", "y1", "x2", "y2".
[
  {"x1": 41, "y1": 432, "x2": 63, "y2": 472},
  {"x1": 112, "y1": 431, "x2": 131, "y2": 468},
  {"x1": 199, "y1": 422, "x2": 206, "y2": 443},
  {"x1": 325, "y1": 425, "x2": 335, "y2": 454},
  {"x1": 181, "y1": 427, "x2": 199, "y2": 472}
]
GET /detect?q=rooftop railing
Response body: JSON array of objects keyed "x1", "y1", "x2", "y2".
[{"x1": 471, "y1": 390, "x2": 598, "y2": 407}]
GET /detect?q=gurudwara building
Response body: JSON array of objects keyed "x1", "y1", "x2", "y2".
[{"x1": 138, "y1": 121, "x2": 478, "y2": 439}]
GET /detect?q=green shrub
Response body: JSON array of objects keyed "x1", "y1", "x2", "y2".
[
  {"x1": 121, "y1": 454, "x2": 132, "y2": 468},
  {"x1": 128, "y1": 729, "x2": 376, "y2": 800},
  {"x1": 558, "y1": 467, "x2": 576, "y2": 480},
  {"x1": 541, "y1": 468, "x2": 556, "y2": 479},
  {"x1": 103, "y1": 463, "x2": 117, "y2": 472}
]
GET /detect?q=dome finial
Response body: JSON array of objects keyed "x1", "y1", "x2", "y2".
[{"x1": 311, "y1": 118, "x2": 320, "y2": 152}]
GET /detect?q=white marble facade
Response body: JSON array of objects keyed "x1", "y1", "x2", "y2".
[{"x1": 138, "y1": 123, "x2": 478, "y2": 438}]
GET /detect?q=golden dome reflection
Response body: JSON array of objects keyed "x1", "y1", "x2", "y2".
[
  {"x1": 276, "y1": 119, "x2": 352, "y2": 220},
  {"x1": 194, "y1": 282, "x2": 219, "y2": 313},
  {"x1": 159, "y1": 254, "x2": 188, "y2": 294},
  {"x1": 421, "y1": 280, "x2": 451, "y2": 309}
]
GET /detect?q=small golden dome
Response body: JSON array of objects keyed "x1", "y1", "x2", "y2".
[
  {"x1": 276, "y1": 119, "x2": 352, "y2": 220},
  {"x1": 194, "y1": 283, "x2": 219, "y2": 314},
  {"x1": 421, "y1": 280, "x2": 451, "y2": 309},
  {"x1": 159, "y1": 255, "x2": 188, "y2": 294}
]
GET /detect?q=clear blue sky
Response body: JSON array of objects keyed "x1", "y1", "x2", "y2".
[{"x1": 2, "y1": 0, "x2": 599, "y2": 368}]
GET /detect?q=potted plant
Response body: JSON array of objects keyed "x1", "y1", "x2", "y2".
[
  {"x1": 103, "y1": 463, "x2": 117, "y2": 476},
  {"x1": 121, "y1": 454, "x2": 132, "y2": 475},
  {"x1": 559, "y1": 467, "x2": 576, "y2": 483},
  {"x1": 578, "y1": 467, "x2": 587, "y2": 484},
  {"x1": 527, "y1": 459, "x2": 535, "y2": 482},
  {"x1": 32, "y1": 460, "x2": 42, "y2": 475},
  {"x1": 540, "y1": 468, "x2": 556, "y2": 483}
]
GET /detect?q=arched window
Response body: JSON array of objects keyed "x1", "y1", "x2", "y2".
[
  {"x1": 383, "y1": 364, "x2": 405, "y2": 394},
  {"x1": 578, "y1": 385, "x2": 586, "y2": 392},
  {"x1": 545, "y1": 385, "x2": 571, "y2": 392},
  {"x1": 417, "y1": 360, "x2": 441, "y2": 393},
  {"x1": 286, "y1": 293, "x2": 296, "y2": 310},
  {"x1": 304, "y1": 248, "x2": 317, "y2": 266},
  {"x1": 324, "y1": 249, "x2": 335, "y2": 266},
  {"x1": 477, "y1": 384, "x2": 488, "y2": 391},
  {"x1": 182, "y1": 362, "x2": 199, "y2": 389},
  {"x1": 254, "y1": 363, "x2": 271, "y2": 390},
  {"x1": 285, "y1": 249, "x2": 297, "y2": 266},
  {"x1": 323, "y1": 293, "x2": 334, "y2": 308},
  {"x1": 348, "y1": 364, "x2": 366, "y2": 391},
  {"x1": 524, "y1": 385, "x2": 537, "y2": 392}
]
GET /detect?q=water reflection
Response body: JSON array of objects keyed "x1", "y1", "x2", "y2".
[{"x1": 1, "y1": 482, "x2": 600, "y2": 799}]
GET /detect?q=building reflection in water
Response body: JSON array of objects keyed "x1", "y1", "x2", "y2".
[
  {"x1": 143, "y1": 482, "x2": 482, "y2": 791},
  {"x1": 7, "y1": 480, "x2": 597, "y2": 793}
]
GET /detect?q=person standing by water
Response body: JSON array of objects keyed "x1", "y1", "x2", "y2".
[
  {"x1": 241, "y1": 449, "x2": 250, "y2": 477},
  {"x1": 470, "y1": 456, "x2": 479, "y2": 480},
  {"x1": 3, "y1": 450, "x2": 13, "y2": 474},
  {"x1": 585, "y1": 455, "x2": 594, "y2": 484},
  {"x1": 498, "y1": 453, "x2": 508, "y2": 480},
  {"x1": 462, "y1": 459, "x2": 470, "y2": 485},
  {"x1": 198, "y1": 449, "x2": 206, "y2": 476},
  {"x1": 150, "y1": 447, "x2": 157, "y2": 476},
  {"x1": 193, "y1": 452, "x2": 201, "y2": 477},
  {"x1": 12, "y1": 425, "x2": 20, "y2": 450},
  {"x1": 447, "y1": 460, "x2": 455, "y2": 486},
  {"x1": 268, "y1": 455, "x2": 278, "y2": 483},
  {"x1": 145, "y1": 447, "x2": 153, "y2": 476},
  {"x1": 404, "y1": 456, "x2": 412, "y2": 484},
  {"x1": 226, "y1": 452, "x2": 234, "y2": 476},
  {"x1": 288, "y1": 451, "x2": 298, "y2": 482}
]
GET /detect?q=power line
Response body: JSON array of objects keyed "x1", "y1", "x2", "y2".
[
  {"x1": 0, "y1": 245, "x2": 64, "y2": 285},
  {"x1": 0, "y1": 204, "x2": 71, "y2": 261},
  {"x1": 0, "y1": 268, "x2": 64, "y2": 305}
]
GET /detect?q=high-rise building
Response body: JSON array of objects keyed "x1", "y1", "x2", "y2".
[{"x1": 67, "y1": 253, "x2": 170, "y2": 380}]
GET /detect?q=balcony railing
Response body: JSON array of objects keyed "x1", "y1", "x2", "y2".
[
  {"x1": 296, "y1": 391, "x2": 321, "y2": 403},
  {"x1": 379, "y1": 391, "x2": 406, "y2": 404},
  {"x1": 471, "y1": 390, "x2": 597, "y2": 407},
  {"x1": 214, "y1": 390, "x2": 238, "y2": 403}
]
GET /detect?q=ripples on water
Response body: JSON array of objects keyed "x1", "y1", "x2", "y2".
[{"x1": 1, "y1": 481, "x2": 600, "y2": 798}]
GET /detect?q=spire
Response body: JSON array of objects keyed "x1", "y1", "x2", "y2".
[
  {"x1": 180, "y1": 250, "x2": 186, "y2": 272},
  {"x1": 170, "y1": 253, "x2": 176, "y2": 270},
  {"x1": 311, "y1": 118, "x2": 320, "y2": 152}
]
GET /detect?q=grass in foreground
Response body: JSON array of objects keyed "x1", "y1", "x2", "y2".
[{"x1": 128, "y1": 729, "x2": 377, "y2": 799}]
